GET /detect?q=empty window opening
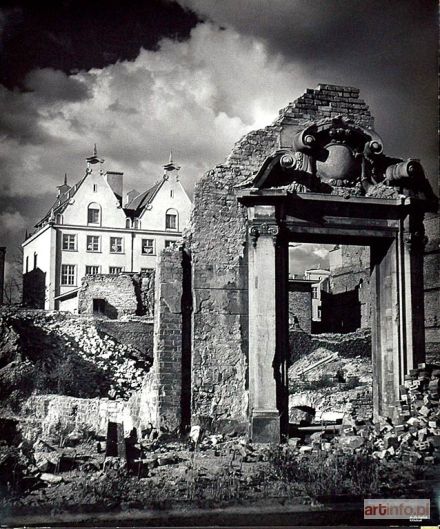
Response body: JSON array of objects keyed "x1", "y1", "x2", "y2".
[{"x1": 93, "y1": 298, "x2": 106, "y2": 314}]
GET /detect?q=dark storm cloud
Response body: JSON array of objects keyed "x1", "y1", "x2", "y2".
[{"x1": 0, "y1": 0, "x2": 199, "y2": 89}]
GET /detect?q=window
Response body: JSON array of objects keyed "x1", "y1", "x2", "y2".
[
  {"x1": 62, "y1": 234, "x2": 77, "y2": 251},
  {"x1": 142, "y1": 239, "x2": 155, "y2": 255},
  {"x1": 165, "y1": 211, "x2": 177, "y2": 230},
  {"x1": 110, "y1": 237, "x2": 123, "y2": 253},
  {"x1": 170, "y1": 189, "x2": 174, "y2": 198},
  {"x1": 33, "y1": 252, "x2": 37, "y2": 269},
  {"x1": 312, "y1": 286, "x2": 319, "y2": 299},
  {"x1": 140, "y1": 267, "x2": 154, "y2": 274},
  {"x1": 109, "y1": 266, "x2": 123, "y2": 274},
  {"x1": 125, "y1": 218, "x2": 131, "y2": 228},
  {"x1": 56, "y1": 214, "x2": 63, "y2": 224},
  {"x1": 61, "y1": 264, "x2": 76, "y2": 286},
  {"x1": 87, "y1": 235, "x2": 100, "y2": 252},
  {"x1": 87, "y1": 203, "x2": 101, "y2": 225},
  {"x1": 25, "y1": 256, "x2": 29, "y2": 273},
  {"x1": 85, "y1": 265, "x2": 100, "y2": 275},
  {"x1": 93, "y1": 184, "x2": 97, "y2": 192},
  {"x1": 165, "y1": 240, "x2": 178, "y2": 249},
  {"x1": 134, "y1": 219, "x2": 141, "y2": 229}
]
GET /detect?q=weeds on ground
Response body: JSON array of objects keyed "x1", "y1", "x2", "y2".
[{"x1": 268, "y1": 446, "x2": 381, "y2": 498}]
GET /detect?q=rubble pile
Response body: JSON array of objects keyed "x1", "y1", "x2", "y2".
[
  {"x1": 294, "y1": 364, "x2": 440, "y2": 465},
  {"x1": 0, "y1": 310, "x2": 152, "y2": 401},
  {"x1": 58, "y1": 318, "x2": 151, "y2": 398}
]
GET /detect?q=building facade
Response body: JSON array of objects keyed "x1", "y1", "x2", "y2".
[
  {"x1": 304, "y1": 268, "x2": 331, "y2": 322},
  {"x1": 22, "y1": 150, "x2": 192, "y2": 311}
]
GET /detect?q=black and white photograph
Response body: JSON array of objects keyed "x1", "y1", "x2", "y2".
[{"x1": 0, "y1": 1, "x2": 438, "y2": 527}]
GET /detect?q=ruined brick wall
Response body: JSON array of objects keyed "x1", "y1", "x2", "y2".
[
  {"x1": 78, "y1": 274, "x2": 138, "y2": 318},
  {"x1": 424, "y1": 213, "x2": 440, "y2": 364},
  {"x1": 189, "y1": 84, "x2": 374, "y2": 432},
  {"x1": 288, "y1": 282, "x2": 312, "y2": 334},
  {"x1": 21, "y1": 394, "x2": 143, "y2": 441},
  {"x1": 329, "y1": 245, "x2": 371, "y2": 328},
  {"x1": 138, "y1": 249, "x2": 184, "y2": 432}
]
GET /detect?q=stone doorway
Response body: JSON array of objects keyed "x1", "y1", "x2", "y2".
[{"x1": 236, "y1": 117, "x2": 436, "y2": 443}]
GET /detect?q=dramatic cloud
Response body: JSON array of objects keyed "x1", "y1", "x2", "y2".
[{"x1": 0, "y1": 23, "x2": 312, "y2": 203}]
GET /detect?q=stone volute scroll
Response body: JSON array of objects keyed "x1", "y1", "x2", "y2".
[{"x1": 237, "y1": 115, "x2": 438, "y2": 212}]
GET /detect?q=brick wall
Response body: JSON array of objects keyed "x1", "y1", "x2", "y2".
[
  {"x1": 189, "y1": 84, "x2": 374, "y2": 432},
  {"x1": 141, "y1": 249, "x2": 185, "y2": 433}
]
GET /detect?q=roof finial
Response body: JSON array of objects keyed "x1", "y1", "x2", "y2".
[
  {"x1": 93, "y1": 143, "x2": 97, "y2": 157},
  {"x1": 64, "y1": 173, "x2": 68, "y2": 186},
  {"x1": 169, "y1": 149, "x2": 173, "y2": 164}
]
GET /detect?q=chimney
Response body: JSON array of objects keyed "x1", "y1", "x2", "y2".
[
  {"x1": 105, "y1": 171, "x2": 124, "y2": 204},
  {"x1": 0, "y1": 247, "x2": 5, "y2": 305}
]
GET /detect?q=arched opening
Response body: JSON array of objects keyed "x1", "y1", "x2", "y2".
[
  {"x1": 87, "y1": 202, "x2": 101, "y2": 226},
  {"x1": 165, "y1": 208, "x2": 178, "y2": 231}
]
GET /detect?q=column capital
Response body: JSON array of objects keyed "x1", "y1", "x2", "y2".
[{"x1": 249, "y1": 222, "x2": 280, "y2": 248}]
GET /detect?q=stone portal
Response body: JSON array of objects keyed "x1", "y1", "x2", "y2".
[
  {"x1": 189, "y1": 84, "x2": 438, "y2": 442},
  {"x1": 237, "y1": 116, "x2": 437, "y2": 442}
]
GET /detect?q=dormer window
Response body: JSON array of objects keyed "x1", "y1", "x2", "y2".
[
  {"x1": 87, "y1": 203, "x2": 101, "y2": 225},
  {"x1": 165, "y1": 209, "x2": 178, "y2": 230}
]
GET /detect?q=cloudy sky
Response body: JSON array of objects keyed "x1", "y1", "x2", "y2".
[{"x1": 0, "y1": 0, "x2": 437, "y2": 278}]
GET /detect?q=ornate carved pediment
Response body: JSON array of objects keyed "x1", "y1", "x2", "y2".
[{"x1": 238, "y1": 116, "x2": 437, "y2": 210}]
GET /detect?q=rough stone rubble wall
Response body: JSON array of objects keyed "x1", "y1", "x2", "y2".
[
  {"x1": 189, "y1": 84, "x2": 374, "y2": 432},
  {"x1": 78, "y1": 271, "x2": 155, "y2": 318},
  {"x1": 424, "y1": 213, "x2": 440, "y2": 364},
  {"x1": 288, "y1": 286, "x2": 312, "y2": 334},
  {"x1": 329, "y1": 245, "x2": 371, "y2": 328}
]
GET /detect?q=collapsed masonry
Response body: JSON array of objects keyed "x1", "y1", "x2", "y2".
[{"x1": 5, "y1": 84, "x2": 438, "y2": 444}]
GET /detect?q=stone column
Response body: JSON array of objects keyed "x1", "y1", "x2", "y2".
[
  {"x1": 248, "y1": 205, "x2": 281, "y2": 442},
  {"x1": 399, "y1": 209, "x2": 426, "y2": 373},
  {"x1": 371, "y1": 207, "x2": 426, "y2": 422},
  {"x1": 371, "y1": 237, "x2": 400, "y2": 420}
]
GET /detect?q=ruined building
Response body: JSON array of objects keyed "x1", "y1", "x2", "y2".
[
  {"x1": 22, "y1": 150, "x2": 192, "y2": 311},
  {"x1": 183, "y1": 83, "x2": 437, "y2": 441},
  {"x1": 18, "y1": 84, "x2": 438, "y2": 445}
]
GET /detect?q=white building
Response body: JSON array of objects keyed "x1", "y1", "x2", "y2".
[
  {"x1": 304, "y1": 268, "x2": 331, "y2": 321},
  {"x1": 22, "y1": 148, "x2": 192, "y2": 311}
]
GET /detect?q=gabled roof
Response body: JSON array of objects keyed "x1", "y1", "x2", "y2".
[
  {"x1": 124, "y1": 180, "x2": 164, "y2": 215},
  {"x1": 36, "y1": 174, "x2": 88, "y2": 228}
]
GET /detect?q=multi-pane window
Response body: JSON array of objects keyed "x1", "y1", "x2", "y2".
[
  {"x1": 62, "y1": 234, "x2": 77, "y2": 251},
  {"x1": 165, "y1": 213, "x2": 177, "y2": 230},
  {"x1": 87, "y1": 235, "x2": 100, "y2": 252},
  {"x1": 85, "y1": 265, "x2": 100, "y2": 275},
  {"x1": 61, "y1": 264, "x2": 76, "y2": 286},
  {"x1": 312, "y1": 287, "x2": 318, "y2": 299},
  {"x1": 87, "y1": 204, "x2": 100, "y2": 224},
  {"x1": 110, "y1": 237, "x2": 123, "y2": 253},
  {"x1": 141, "y1": 239, "x2": 154, "y2": 255},
  {"x1": 109, "y1": 266, "x2": 123, "y2": 274},
  {"x1": 165, "y1": 240, "x2": 177, "y2": 249}
]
